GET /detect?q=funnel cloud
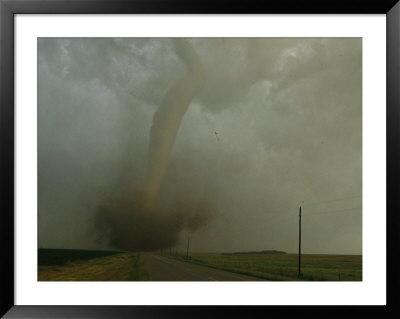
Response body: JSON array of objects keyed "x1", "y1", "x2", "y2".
[
  {"x1": 141, "y1": 39, "x2": 206, "y2": 208},
  {"x1": 38, "y1": 38, "x2": 362, "y2": 254},
  {"x1": 94, "y1": 39, "x2": 209, "y2": 250}
]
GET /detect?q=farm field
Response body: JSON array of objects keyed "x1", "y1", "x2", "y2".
[
  {"x1": 166, "y1": 252, "x2": 362, "y2": 281},
  {"x1": 38, "y1": 248, "x2": 362, "y2": 281},
  {"x1": 38, "y1": 248, "x2": 149, "y2": 281}
]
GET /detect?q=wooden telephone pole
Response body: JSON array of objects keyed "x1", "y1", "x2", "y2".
[
  {"x1": 298, "y1": 206, "x2": 302, "y2": 278},
  {"x1": 186, "y1": 236, "x2": 190, "y2": 260}
]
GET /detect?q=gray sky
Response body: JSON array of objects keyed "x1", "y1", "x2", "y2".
[{"x1": 38, "y1": 38, "x2": 362, "y2": 254}]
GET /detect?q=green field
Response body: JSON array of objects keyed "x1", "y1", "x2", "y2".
[
  {"x1": 38, "y1": 248, "x2": 362, "y2": 281},
  {"x1": 38, "y1": 248, "x2": 149, "y2": 281},
  {"x1": 166, "y1": 252, "x2": 362, "y2": 281}
]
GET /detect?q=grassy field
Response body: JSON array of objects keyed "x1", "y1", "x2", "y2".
[
  {"x1": 38, "y1": 248, "x2": 149, "y2": 281},
  {"x1": 166, "y1": 252, "x2": 362, "y2": 281}
]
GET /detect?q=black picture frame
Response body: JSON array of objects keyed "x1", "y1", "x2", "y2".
[{"x1": 1, "y1": 0, "x2": 399, "y2": 318}]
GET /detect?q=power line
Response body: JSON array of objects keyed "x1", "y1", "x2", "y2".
[
  {"x1": 304, "y1": 207, "x2": 362, "y2": 217},
  {"x1": 265, "y1": 204, "x2": 362, "y2": 219},
  {"x1": 302, "y1": 195, "x2": 362, "y2": 208},
  {"x1": 264, "y1": 206, "x2": 361, "y2": 226}
]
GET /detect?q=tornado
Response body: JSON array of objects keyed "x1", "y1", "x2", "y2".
[
  {"x1": 141, "y1": 39, "x2": 206, "y2": 209},
  {"x1": 95, "y1": 39, "x2": 208, "y2": 251}
]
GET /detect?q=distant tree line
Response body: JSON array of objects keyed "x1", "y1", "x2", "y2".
[{"x1": 222, "y1": 250, "x2": 286, "y2": 255}]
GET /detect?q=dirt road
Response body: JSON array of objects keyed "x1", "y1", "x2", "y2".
[{"x1": 142, "y1": 253, "x2": 262, "y2": 281}]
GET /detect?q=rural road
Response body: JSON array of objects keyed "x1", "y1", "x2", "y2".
[{"x1": 142, "y1": 253, "x2": 262, "y2": 281}]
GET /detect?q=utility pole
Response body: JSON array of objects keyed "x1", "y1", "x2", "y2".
[
  {"x1": 298, "y1": 206, "x2": 302, "y2": 278},
  {"x1": 186, "y1": 236, "x2": 190, "y2": 260}
]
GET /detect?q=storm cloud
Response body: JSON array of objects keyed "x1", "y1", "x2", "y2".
[{"x1": 38, "y1": 38, "x2": 362, "y2": 254}]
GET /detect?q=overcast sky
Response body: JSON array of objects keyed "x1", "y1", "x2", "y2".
[{"x1": 38, "y1": 38, "x2": 362, "y2": 254}]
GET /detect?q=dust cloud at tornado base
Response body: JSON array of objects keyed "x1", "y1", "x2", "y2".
[{"x1": 38, "y1": 38, "x2": 362, "y2": 254}]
